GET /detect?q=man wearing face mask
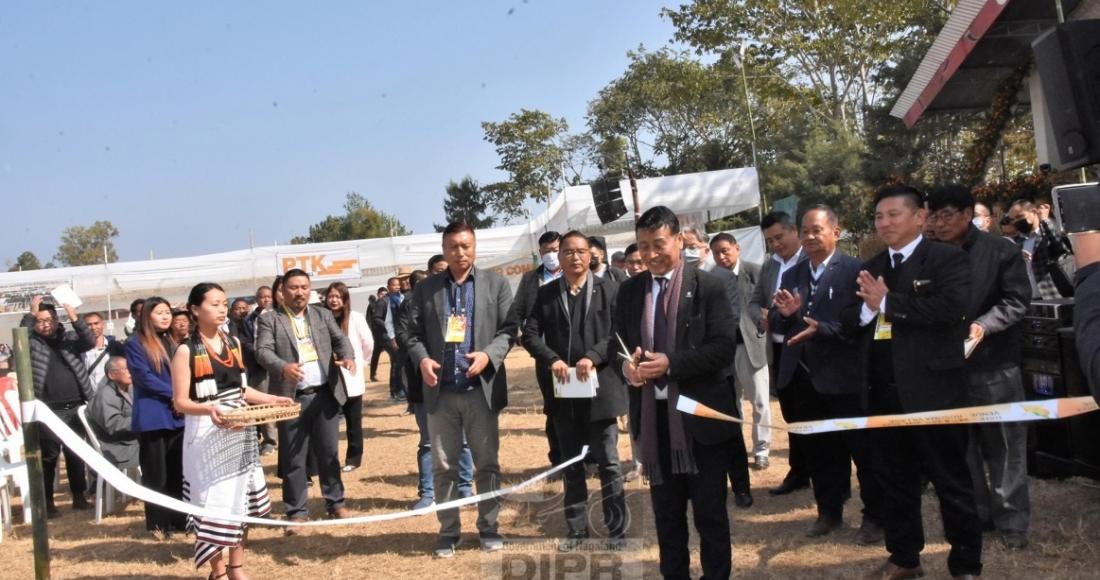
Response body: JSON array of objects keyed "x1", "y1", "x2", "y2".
[
  {"x1": 506, "y1": 231, "x2": 565, "y2": 467},
  {"x1": 588, "y1": 236, "x2": 629, "y2": 282},
  {"x1": 973, "y1": 203, "x2": 993, "y2": 233},
  {"x1": 1007, "y1": 199, "x2": 1075, "y2": 299}
]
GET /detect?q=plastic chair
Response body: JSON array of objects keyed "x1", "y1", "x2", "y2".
[
  {"x1": 76, "y1": 404, "x2": 138, "y2": 523},
  {"x1": 0, "y1": 376, "x2": 31, "y2": 528}
]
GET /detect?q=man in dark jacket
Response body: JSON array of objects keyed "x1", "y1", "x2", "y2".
[
  {"x1": 930, "y1": 185, "x2": 1032, "y2": 550},
  {"x1": 523, "y1": 231, "x2": 627, "y2": 550},
  {"x1": 506, "y1": 230, "x2": 563, "y2": 467},
  {"x1": 614, "y1": 206, "x2": 737, "y2": 579},
  {"x1": 22, "y1": 295, "x2": 96, "y2": 517},
  {"x1": 240, "y1": 284, "x2": 277, "y2": 455},
  {"x1": 844, "y1": 185, "x2": 982, "y2": 580},
  {"x1": 770, "y1": 206, "x2": 883, "y2": 543}
]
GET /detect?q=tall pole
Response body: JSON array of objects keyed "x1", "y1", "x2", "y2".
[
  {"x1": 12, "y1": 328, "x2": 50, "y2": 579},
  {"x1": 738, "y1": 41, "x2": 766, "y2": 219},
  {"x1": 103, "y1": 245, "x2": 112, "y2": 334}
]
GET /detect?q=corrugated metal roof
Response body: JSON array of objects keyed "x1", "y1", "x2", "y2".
[{"x1": 889, "y1": 0, "x2": 1006, "y2": 125}]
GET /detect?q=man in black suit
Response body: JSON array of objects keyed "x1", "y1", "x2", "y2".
[
  {"x1": 615, "y1": 206, "x2": 738, "y2": 580},
  {"x1": 523, "y1": 231, "x2": 628, "y2": 550},
  {"x1": 506, "y1": 231, "x2": 563, "y2": 467},
  {"x1": 845, "y1": 185, "x2": 982, "y2": 580},
  {"x1": 769, "y1": 205, "x2": 883, "y2": 542},
  {"x1": 929, "y1": 186, "x2": 1032, "y2": 551},
  {"x1": 589, "y1": 236, "x2": 629, "y2": 282}
]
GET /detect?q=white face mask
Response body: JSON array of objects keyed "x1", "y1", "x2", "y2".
[
  {"x1": 541, "y1": 251, "x2": 560, "y2": 271},
  {"x1": 972, "y1": 217, "x2": 986, "y2": 230},
  {"x1": 684, "y1": 247, "x2": 701, "y2": 263}
]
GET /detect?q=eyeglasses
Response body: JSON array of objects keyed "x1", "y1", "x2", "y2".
[
  {"x1": 561, "y1": 249, "x2": 590, "y2": 258},
  {"x1": 928, "y1": 209, "x2": 962, "y2": 222}
]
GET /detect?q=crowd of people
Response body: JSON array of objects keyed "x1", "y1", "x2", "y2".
[{"x1": 8, "y1": 180, "x2": 1098, "y2": 580}]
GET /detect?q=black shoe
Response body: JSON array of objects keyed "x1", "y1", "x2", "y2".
[
  {"x1": 769, "y1": 476, "x2": 810, "y2": 496},
  {"x1": 806, "y1": 514, "x2": 842, "y2": 537},
  {"x1": 1001, "y1": 531, "x2": 1029, "y2": 550},
  {"x1": 46, "y1": 504, "x2": 60, "y2": 519},
  {"x1": 734, "y1": 491, "x2": 754, "y2": 509},
  {"x1": 72, "y1": 494, "x2": 91, "y2": 510},
  {"x1": 856, "y1": 519, "x2": 884, "y2": 545}
]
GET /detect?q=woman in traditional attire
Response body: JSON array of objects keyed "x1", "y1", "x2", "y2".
[{"x1": 171, "y1": 282, "x2": 293, "y2": 579}]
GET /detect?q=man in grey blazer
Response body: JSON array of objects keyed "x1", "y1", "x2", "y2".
[
  {"x1": 748, "y1": 211, "x2": 808, "y2": 494},
  {"x1": 404, "y1": 222, "x2": 517, "y2": 558},
  {"x1": 710, "y1": 232, "x2": 772, "y2": 470},
  {"x1": 257, "y1": 268, "x2": 356, "y2": 532}
]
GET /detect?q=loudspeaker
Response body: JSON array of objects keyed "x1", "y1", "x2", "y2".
[
  {"x1": 1032, "y1": 20, "x2": 1100, "y2": 171},
  {"x1": 589, "y1": 178, "x2": 629, "y2": 225}
]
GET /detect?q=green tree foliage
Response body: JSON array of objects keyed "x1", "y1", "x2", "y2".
[
  {"x1": 8, "y1": 251, "x2": 43, "y2": 272},
  {"x1": 434, "y1": 177, "x2": 495, "y2": 232},
  {"x1": 481, "y1": 109, "x2": 570, "y2": 219},
  {"x1": 54, "y1": 221, "x2": 119, "y2": 266},
  {"x1": 664, "y1": 0, "x2": 943, "y2": 128},
  {"x1": 291, "y1": 192, "x2": 409, "y2": 244}
]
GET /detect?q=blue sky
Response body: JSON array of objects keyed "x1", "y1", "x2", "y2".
[{"x1": 0, "y1": 1, "x2": 676, "y2": 265}]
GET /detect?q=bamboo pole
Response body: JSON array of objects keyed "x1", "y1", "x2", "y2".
[{"x1": 12, "y1": 327, "x2": 51, "y2": 579}]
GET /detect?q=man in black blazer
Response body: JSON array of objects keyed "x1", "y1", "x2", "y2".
[
  {"x1": 615, "y1": 206, "x2": 738, "y2": 580},
  {"x1": 404, "y1": 222, "x2": 517, "y2": 558},
  {"x1": 844, "y1": 185, "x2": 982, "y2": 580},
  {"x1": 506, "y1": 230, "x2": 564, "y2": 468},
  {"x1": 523, "y1": 231, "x2": 628, "y2": 550},
  {"x1": 929, "y1": 186, "x2": 1032, "y2": 551},
  {"x1": 769, "y1": 205, "x2": 883, "y2": 543}
]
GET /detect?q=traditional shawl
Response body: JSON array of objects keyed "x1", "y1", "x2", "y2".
[{"x1": 639, "y1": 263, "x2": 696, "y2": 485}]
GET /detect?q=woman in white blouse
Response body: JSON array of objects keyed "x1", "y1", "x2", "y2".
[{"x1": 324, "y1": 282, "x2": 374, "y2": 472}]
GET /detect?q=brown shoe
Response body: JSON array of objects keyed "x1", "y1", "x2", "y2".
[
  {"x1": 863, "y1": 560, "x2": 925, "y2": 579},
  {"x1": 328, "y1": 506, "x2": 352, "y2": 519},
  {"x1": 284, "y1": 515, "x2": 307, "y2": 536}
]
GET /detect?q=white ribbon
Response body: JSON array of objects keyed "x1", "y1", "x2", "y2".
[{"x1": 31, "y1": 400, "x2": 587, "y2": 527}]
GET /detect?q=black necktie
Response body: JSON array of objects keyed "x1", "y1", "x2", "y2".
[
  {"x1": 892, "y1": 252, "x2": 904, "y2": 269},
  {"x1": 653, "y1": 277, "x2": 669, "y2": 389}
]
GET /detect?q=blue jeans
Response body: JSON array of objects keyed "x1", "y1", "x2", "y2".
[{"x1": 413, "y1": 401, "x2": 472, "y2": 499}]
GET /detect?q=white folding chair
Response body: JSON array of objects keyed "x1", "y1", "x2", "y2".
[
  {"x1": 0, "y1": 376, "x2": 31, "y2": 527},
  {"x1": 77, "y1": 404, "x2": 121, "y2": 523}
]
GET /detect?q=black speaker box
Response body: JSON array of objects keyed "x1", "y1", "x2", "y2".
[
  {"x1": 589, "y1": 178, "x2": 629, "y2": 225},
  {"x1": 1032, "y1": 20, "x2": 1100, "y2": 171}
]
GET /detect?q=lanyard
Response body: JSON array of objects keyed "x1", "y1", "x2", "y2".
[
  {"x1": 283, "y1": 306, "x2": 309, "y2": 340},
  {"x1": 448, "y1": 278, "x2": 468, "y2": 316}
]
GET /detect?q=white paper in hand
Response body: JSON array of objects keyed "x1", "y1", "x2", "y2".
[
  {"x1": 50, "y1": 284, "x2": 82, "y2": 309},
  {"x1": 553, "y1": 368, "x2": 599, "y2": 399}
]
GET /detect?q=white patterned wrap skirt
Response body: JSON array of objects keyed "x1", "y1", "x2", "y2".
[{"x1": 182, "y1": 392, "x2": 271, "y2": 568}]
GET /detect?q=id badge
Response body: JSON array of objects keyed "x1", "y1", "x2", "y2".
[
  {"x1": 445, "y1": 314, "x2": 468, "y2": 343},
  {"x1": 299, "y1": 338, "x2": 320, "y2": 363},
  {"x1": 873, "y1": 312, "x2": 892, "y2": 341}
]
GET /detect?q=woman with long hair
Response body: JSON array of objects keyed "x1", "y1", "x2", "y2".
[
  {"x1": 171, "y1": 282, "x2": 293, "y2": 579},
  {"x1": 323, "y1": 282, "x2": 373, "y2": 472},
  {"x1": 125, "y1": 296, "x2": 187, "y2": 535}
]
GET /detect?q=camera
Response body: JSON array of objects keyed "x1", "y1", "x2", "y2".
[{"x1": 1053, "y1": 183, "x2": 1100, "y2": 272}]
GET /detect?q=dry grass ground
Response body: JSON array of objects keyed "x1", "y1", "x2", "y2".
[{"x1": 4, "y1": 350, "x2": 1100, "y2": 578}]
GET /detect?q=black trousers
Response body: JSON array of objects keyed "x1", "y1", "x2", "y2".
[
  {"x1": 870, "y1": 382, "x2": 983, "y2": 576},
  {"x1": 138, "y1": 428, "x2": 186, "y2": 532},
  {"x1": 41, "y1": 406, "x2": 87, "y2": 504},
  {"x1": 342, "y1": 395, "x2": 364, "y2": 467},
  {"x1": 552, "y1": 411, "x2": 626, "y2": 537},
  {"x1": 535, "y1": 362, "x2": 562, "y2": 466},
  {"x1": 773, "y1": 341, "x2": 809, "y2": 483},
  {"x1": 369, "y1": 330, "x2": 385, "y2": 379},
  {"x1": 725, "y1": 376, "x2": 751, "y2": 494},
  {"x1": 784, "y1": 366, "x2": 881, "y2": 521},
  {"x1": 278, "y1": 388, "x2": 345, "y2": 518},
  {"x1": 387, "y1": 342, "x2": 408, "y2": 398},
  {"x1": 649, "y1": 402, "x2": 732, "y2": 580}
]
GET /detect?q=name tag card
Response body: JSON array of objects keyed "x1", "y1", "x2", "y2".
[
  {"x1": 873, "y1": 312, "x2": 892, "y2": 341},
  {"x1": 445, "y1": 314, "x2": 468, "y2": 343},
  {"x1": 554, "y1": 368, "x2": 599, "y2": 399}
]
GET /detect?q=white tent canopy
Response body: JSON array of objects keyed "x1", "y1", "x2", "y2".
[{"x1": 0, "y1": 168, "x2": 761, "y2": 324}]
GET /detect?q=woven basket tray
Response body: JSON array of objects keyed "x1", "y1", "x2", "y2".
[{"x1": 220, "y1": 403, "x2": 301, "y2": 428}]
